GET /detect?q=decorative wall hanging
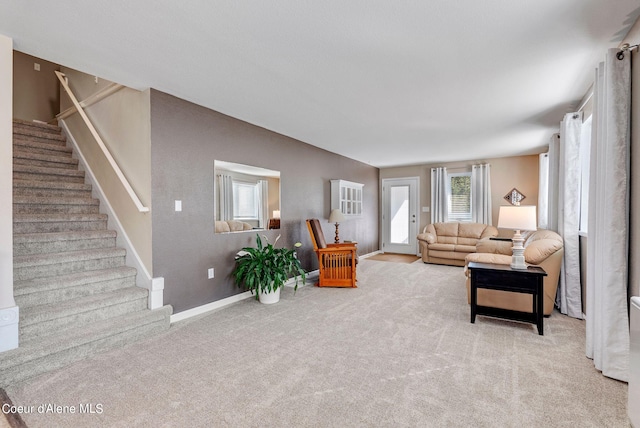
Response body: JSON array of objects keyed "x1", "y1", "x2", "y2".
[{"x1": 504, "y1": 188, "x2": 525, "y2": 206}]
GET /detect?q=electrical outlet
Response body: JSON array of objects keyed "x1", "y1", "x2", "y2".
[
  {"x1": 175, "y1": 200, "x2": 182, "y2": 212},
  {"x1": 208, "y1": 268, "x2": 215, "y2": 279},
  {"x1": 34, "y1": 63, "x2": 40, "y2": 71}
]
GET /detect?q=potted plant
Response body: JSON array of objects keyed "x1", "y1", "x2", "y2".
[{"x1": 233, "y1": 234, "x2": 306, "y2": 304}]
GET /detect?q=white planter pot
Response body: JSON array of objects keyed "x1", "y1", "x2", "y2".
[{"x1": 258, "y1": 285, "x2": 281, "y2": 304}]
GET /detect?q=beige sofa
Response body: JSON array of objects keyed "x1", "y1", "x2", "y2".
[
  {"x1": 215, "y1": 220, "x2": 253, "y2": 233},
  {"x1": 464, "y1": 229, "x2": 564, "y2": 316},
  {"x1": 417, "y1": 222, "x2": 499, "y2": 266}
]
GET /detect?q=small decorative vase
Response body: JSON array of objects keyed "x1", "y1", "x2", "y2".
[{"x1": 258, "y1": 285, "x2": 281, "y2": 304}]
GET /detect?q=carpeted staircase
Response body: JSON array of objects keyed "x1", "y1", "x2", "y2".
[{"x1": 0, "y1": 119, "x2": 172, "y2": 386}]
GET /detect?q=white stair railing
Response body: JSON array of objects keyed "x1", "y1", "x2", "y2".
[{"x1": 54, "y1": 71, "x2": 149, "y2": 213}]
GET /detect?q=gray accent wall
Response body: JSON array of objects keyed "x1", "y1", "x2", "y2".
[{"x1": 150, "y1": 90, "x2": 379, "y2": 313}]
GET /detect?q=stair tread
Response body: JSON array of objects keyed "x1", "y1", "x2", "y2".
[
  {"x1": 13, "y1": 119, "x2": 61, "y2": 132},
  {"x1": 13, "y1": 127, "x2": 66, "y2": 142},
  {"x1": 13, "y1": 195, "x2": 100, "y2": 206},
  {"x1": 13, "y1": 149, "x2": 75, "y2": 163},
  {"x1": 0, "y1": 305, "x2": 172, "y2": 369},
  {"x1": 14, "y1": 229, "x2": 116, "y2": 243},
  {"x1": 14, "y1": 266, "x2": 136, "y2": 293},
  {"x1": 20, "y1": 286, "x2": 149, "y2": 325},
  {"x1": 13, "y1": 179, "x2": 91, "y2": 191},
  {"x1": 13, "y1": 138, "x2": 72, "y2": 153},
  {"x1": 13, "y1": 164, "x2": 85, "y2": 177},
  {"x1": 14, "y1": 247, "x2": 126, "y2": 267},
  {"x1": 13, "y1": 213, "x2": 107, "y2": 222}
]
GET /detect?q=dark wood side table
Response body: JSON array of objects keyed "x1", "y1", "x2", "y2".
[{"x1": 468, "y1": 262, "x2": 547, "y2": 335}]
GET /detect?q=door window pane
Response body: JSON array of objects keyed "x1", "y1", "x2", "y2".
[{"x1": 390, "y1": 185, "x2": 410, "y2": 244}]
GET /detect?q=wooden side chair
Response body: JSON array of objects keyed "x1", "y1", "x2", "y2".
[{"x1": 306, "y1": 218, "x2": 357, "y2": 288}]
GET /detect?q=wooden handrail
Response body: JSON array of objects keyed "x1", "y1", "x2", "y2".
[{"x1": 55, "y1": 71, "x2": 149, "y2": 213}]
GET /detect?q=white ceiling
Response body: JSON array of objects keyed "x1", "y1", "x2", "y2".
[{"x1": 2, "y1": 1, "x2": 640, "y2": 167}]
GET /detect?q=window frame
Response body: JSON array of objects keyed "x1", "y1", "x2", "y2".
[
  {"x1": 447, "y1": 171, "x2": 472, "y2": 222},
  {"x1": 232, "y1": 180, "x2": 260, "y2": 221}
]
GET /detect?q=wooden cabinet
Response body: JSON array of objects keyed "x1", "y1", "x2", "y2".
[{"x1": 331, "y1": 180, "x2": 363, "y2": 217}]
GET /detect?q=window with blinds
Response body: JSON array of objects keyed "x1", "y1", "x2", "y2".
[{"x1": 448, "y1": 172, "x2": 472, "y2": 222}]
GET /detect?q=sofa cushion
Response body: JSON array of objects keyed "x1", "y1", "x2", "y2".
[
  {"x1": 434, "y1": 222, "x2": 459, "y2": 238},
  {"x1": 458, "y1": 223, "x2": 487, "y2": 239},
  {"x1": 416, "y1": 232, "x2": 435, "y2": 244},
  {"x1": 524, "y1": 236, "x2": 563, "y2": 264},
  {"x1": 454, "y1": 244, "x2": 476, "y2": 253},
  {"x1": 475, "y1": 238, "x2": 513, "y2": 255},
  {"x1": 429, "y1": 250, "x2": 468, "y2": 261},
  {"x1": 429, "y1": 243, "x2": 455, "y2": 252},
  {"x1": 215, "y1": 220, "x2": 253, "y2": 233}
]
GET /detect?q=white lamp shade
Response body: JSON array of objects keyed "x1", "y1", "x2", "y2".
[
  {"x1": 272, "y1": 210, "x2": 280, "y2": 219},
  {"x1": 497, "y1": 205, "x2": 537, "y2": 231},
  {"x1": 329, "y1": 209, "x2": 345, "y2": 223}
]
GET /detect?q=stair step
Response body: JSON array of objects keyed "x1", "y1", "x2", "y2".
[
  {"x1": 0, "y1": 305, "x2": 172, "y2": 386},
  {"x1": 13, "y1": 195, "x2": 100, "y2": 214},
  {"x1": 13, "y1": 213, "x2": 108, "y2": 233},
  {"x1": 14, "y1": 266, "x2": 137, "y2": 308},
  {"x1": 13, "y1": 126, "x2": 66, "y2": 144},
  {"x1": 14, "y1": 247, "x2": 126, "y2": 281},
  {"x1": 13, "y1": 149, "x2": 77, "y2": 170},
  {"x1": 14, "y1": 138, "x2": 73, "y2": 156},
  {"x1": 19, "y1": 287, "x2": 149, "y2": 340},
  {"x1": 14, "y1": 230, "x2": 117, "y2": 256},
  {"x1": 13, "y1": 164, "x2": 85, "y2": 183},
  {"x1": 13, "y1": 118, "x2": 61, "y2": 133},
  {"x1": 13, "y1": 180, "x2": 93, "y2": 199}
]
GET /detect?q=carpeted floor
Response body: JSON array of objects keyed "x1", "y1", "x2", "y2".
[
  {"x1": 3, "y1": 260, "x2": 629, "y2": 427},
  {"x1": 366, "y1": 253, "x2": 420, "y2": 263}
]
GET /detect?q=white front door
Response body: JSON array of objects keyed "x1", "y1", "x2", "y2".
[{"x1": 382, "y1": 177, "x2": 419, "y2": 254}]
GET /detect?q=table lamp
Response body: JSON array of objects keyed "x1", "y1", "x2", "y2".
[
  {"x1": 328, "y1": 209, "x2": 345, "y2": 244},
  {"x1": 497, "y1": 205, "x2": 537, "y2": 270}
]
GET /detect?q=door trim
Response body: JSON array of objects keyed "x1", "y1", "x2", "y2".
[{"x1": 381, "y1": 177, "x2": 420, "y2": 255}]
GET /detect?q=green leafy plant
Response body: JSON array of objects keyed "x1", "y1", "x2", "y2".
[{"x1": 233, "y1": 234, "x2": 306, "y2": 299}]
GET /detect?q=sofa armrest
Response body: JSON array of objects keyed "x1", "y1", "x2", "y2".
[
  {"x1": 475, "y1": 238, "x2": 512, "y2": 255},
  {"x1": 417, "y1": 233, "x2": 435, "y2": 244}
]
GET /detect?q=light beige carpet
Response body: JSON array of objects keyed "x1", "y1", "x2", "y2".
[
  {"x1": 4, "y1": 260, "x2": 629, "y2": 427},
  {"x1": 366, "y1": 253, "x2": 420, "y2": 263}
]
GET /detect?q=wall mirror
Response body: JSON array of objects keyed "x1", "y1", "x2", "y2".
[{"x1": 214, "y1": 160, "x2": 281, "y2": 233}]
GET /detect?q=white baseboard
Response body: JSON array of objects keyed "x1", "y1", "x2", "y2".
[
  {"x1": 171, "y1": 273, "x2": 316, "y2": 323},
  {"x1": 170, "y1": 291, "x2": 254, "y2": 324},
  {"x1": 360, "y1": 250, "x2": 382, "y2": 259},
  {"x1": 0, "y1": 306, "x2": 19, "y2": 352}
]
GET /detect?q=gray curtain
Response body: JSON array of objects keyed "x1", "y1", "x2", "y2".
[
  {"x1": 430, "y1": 167, "x2": 448, "y2": 223},
  {"x1": 586, "y1": 48, "x2": 630, "y2": 382},
  {"x1": 471, "y1": 163, "x2": 491, "y2": 225},
  {"x1": 556, "y1": 112, "x2": 583, "y2": 319}
]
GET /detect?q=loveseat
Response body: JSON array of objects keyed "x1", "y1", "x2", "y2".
[
  {"x1": 417, "y1": 222, "x2": 499, "y2": 266},
  {"x1": 464, "y1": 229, "x2": 564, "y2": 316},
  {"x1": 215, "y1": 220, "x2": 253, "y2": 233}
]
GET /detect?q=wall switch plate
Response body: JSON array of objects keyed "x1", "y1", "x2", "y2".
[
  {"x1": 175, "y1": 200, "x2": 182, "y2": 212},
  {"x1": 34, "y1": 63, "x2": 40, "y2": 71},
  {"x1": 422, "y1": 206, "x2": 430, "y2": 212},
  {"x1": 208, "y1": 268, "x2": 215, "y2": 279}
]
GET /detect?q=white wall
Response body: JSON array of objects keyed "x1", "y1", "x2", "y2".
[
  {"x1": 60, "y1": 68, "x2": 154, "y2": 274},
  {"x1": 0, "y1": 34, "x2": 18, "y2": 352}
]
